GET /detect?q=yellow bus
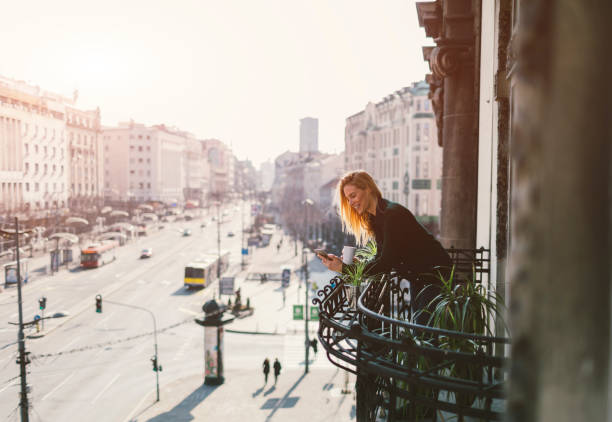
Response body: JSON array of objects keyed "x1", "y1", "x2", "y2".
[{"x1": 183, "y1": 250, "x2": 231, "y2": 289}]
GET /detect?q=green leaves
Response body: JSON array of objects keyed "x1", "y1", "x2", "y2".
[{"x1": 341, "y1": 240, "x2": 380, "y2": 287}]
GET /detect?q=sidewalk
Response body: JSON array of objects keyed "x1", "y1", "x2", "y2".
[
  {"x1": 229, "y1": 233, "x2": 337, "y2": 335},
  {"x1": 125, "y1": 368, "x2": 356, "y2": 422}
]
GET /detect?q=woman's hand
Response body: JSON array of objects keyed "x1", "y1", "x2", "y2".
[{"x1": 318, "y1": 253, "x2": 343, "y2": 273}]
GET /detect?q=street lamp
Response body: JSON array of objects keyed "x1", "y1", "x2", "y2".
[{"x1": 301, "y1": 198, "x2": 314, "y2": 374}]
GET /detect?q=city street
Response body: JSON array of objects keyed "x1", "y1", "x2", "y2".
[{"x1": 0, "y1": 207, "x2": 356, "y2": 421}]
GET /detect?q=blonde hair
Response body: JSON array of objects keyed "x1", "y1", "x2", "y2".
[{"x1": 337, "y1": 171, "x2": 382, "y2": 246}]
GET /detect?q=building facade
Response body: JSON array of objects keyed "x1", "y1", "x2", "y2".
[
  {"x1": 201, "y1": 138, "x2": 234, "y2": 198},
  {"x1": 102, "y1": 122, "x2": 205, "y2": 205},
  {"x1": 416, "y1": 1, "x2": 612, "y2": 420},
  {"x1": 344, "y1": 82, "x2": 442, "y2": 218},
  {"x1": 65, "y1": 106, "x2": 102, "y2": 210},
  {"x1": 0, "y1": 76, "x2": 71, "y2": 216}
]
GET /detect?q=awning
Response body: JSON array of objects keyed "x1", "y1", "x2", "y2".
[{"x1": 48, "y1": 233, "x2": 79, "y2": 244}]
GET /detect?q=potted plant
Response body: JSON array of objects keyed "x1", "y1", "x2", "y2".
[
  {"x1": 414, "y1": 266, "x2": 507, "y2": 411},
  {"x1": 341, "y1": 241, "x2": 379, "y2": 309}
]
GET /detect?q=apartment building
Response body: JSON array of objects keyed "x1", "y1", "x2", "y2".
[
  {"x1": 344, "y1": 81, "x2": 442, "y2": 217},
  {"x1": 0, "y1": 76, "x2": 70, "y2": 215},
  {"x1": 65, "y1": 105, "x2": 102, "y2": 209},
  {"x1": 103, "y1": 122, "x2": 205, "y2": 205}
]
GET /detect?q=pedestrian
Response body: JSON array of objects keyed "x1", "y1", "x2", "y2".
[
  {"x1": 318, "y1": 171, "x2": 452, "y2": 326},
  {"x1": 273, "y1": 358, "x2": 281, "y2": 385},
  {"x1": 310, "y1": 339, "x2": 318, "y2": 355},
  {"x1": 262, "y1": 358, "x2": 270, "y2": 385},
  {"x1": 276, "y1": 242, "x2": 281, "y2": 253}
]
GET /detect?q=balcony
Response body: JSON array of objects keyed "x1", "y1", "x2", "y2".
[{"x1": 313, "y1": 248, "x2": 509, "y2": 421}]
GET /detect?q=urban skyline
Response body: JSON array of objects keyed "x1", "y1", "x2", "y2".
[{"x1": 0, "y1": 0, "x2": 429, "y2": 167}]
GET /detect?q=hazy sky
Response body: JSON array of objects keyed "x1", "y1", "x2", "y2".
[{"x1": 1, "y1": 0, "x2": 430, "y2": 167}]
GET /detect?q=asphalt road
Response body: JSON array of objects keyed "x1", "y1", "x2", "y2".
[{"x1": 0, "y1": 204, "x2": 256, "y2": 421}]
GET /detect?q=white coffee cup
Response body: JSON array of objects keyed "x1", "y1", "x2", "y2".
[{"x1": 342, "y1": 246, "x2": 356, "y2": 265}]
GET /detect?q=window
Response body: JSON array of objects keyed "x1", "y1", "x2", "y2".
[
  {"x1": 25, "y1": 183, "x2": 29, "y2": 192},
  {"x1": 147, "y1": 158, "x2": 150, "y2": 163},
  {"x1": 139, "y1": 182, "x2": 144, "y2": 189},
  {"x1": 24, "y1": 143, "x2": 28, "y2": 154},
  {"x1": 416, "y1": 124, "x2": 421, "y2": 143},
  {"x1": 25, "y1": 163, "x2": 29, "y2": 173},
  {"x1": 415, "y1": 156, "x2": 420, "y2": 178},
  {"x1": 35, "y1": 183, "x2": 39, "y2": 192},
  {"x1": 147, "y1": 183, "x2": 151, "y2": 188},
  {"x1": 35, "y1": 163, "x2": 39, "y2": 173},
  {"x1": 424, "y1": 100, "x2": 431, "y2": 111},
  {"x1": 43, "y1": 164, "x2": 48, "y2": 174},
  {"x1": 138, "y1": 135, "x2": 142, "y2": 140},
  {"x1": 44, "y1": 146, "x2": 47, "y2": 156},
  {"x1": 138, "y1": 158, "x2": 143, "y2": 163},
  {"x1": 130, "y1": 170, "x2": 135, "y2": 175},
  {"x1": 416, "y1": 100, "x2": 421, "y2": 111},
  {"x1": 130, "y1": 146, "x2": 134, "y2": 151},
  {"x1": 138, "y1": 146, "x2": 143, "y2": 152},
  {"x1": 393, "y1": 181, "x2": 399, "y2": 190},
  {"x1": 146, "y1": 146, "x2": 150, "y2": 151}
]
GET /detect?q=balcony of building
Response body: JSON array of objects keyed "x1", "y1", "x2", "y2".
[{"x1": 313, "y1": 248, "x2": 509, "y2": 421}]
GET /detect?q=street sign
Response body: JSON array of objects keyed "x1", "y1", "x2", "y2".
[
  {"x1": 219, "y1": 277, "x2": 235, "y2": 295},
  {"x1": 241, "y1": 248, "x2": 248, "y2": 256},
  {"x1": 310, "y1": 307, "x2": 319, "y2": 321},
  {"x1": 293, "y1": 305, "x2": 304, "y2": 320}
]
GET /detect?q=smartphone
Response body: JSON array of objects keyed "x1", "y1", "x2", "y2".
[{"x1": 314, "y1": 248, "x2": 329, "y2": 259}]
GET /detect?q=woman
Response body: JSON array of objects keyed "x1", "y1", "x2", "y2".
[{"x1": 319, "y1": 170, "x2": 451, "y2": 324}]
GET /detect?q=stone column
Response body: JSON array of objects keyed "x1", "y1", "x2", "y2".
[
  {"x1": 417, "y1": 0, "x2": 480, "y2": 250},
  {"x1": 507, "y1": 1, "x2": 612, "y2": 421}
]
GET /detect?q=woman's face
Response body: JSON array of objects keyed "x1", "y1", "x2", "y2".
[{"x1": 343, "y1": 184, "x2": 370, "y2": 215}]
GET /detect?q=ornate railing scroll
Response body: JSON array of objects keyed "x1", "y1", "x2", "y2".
[{"x1": 313, "y1": 248, "x2": 510, "y2": 421}]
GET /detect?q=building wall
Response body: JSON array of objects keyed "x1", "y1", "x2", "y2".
[
  {"x1": 344, "y1": 82, "x2": 442, "y2": 217},
  {"x1": 103, "y1": 122, "x2": 201, "y2": 204},
  {"x1": 66, "y1": 106, "x2": 102, "y2": 207},
  {"x1": 0, "y1": 76, "x2": 69, "y2": 214}
]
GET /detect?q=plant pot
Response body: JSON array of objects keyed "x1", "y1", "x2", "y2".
[{"x1": 343, "y1": 283, "x2": 364, "y2": 309}]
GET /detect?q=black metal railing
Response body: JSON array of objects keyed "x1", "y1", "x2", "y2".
[{"x1": 313, "y1": 248, "x2": 509, "y2": 421}]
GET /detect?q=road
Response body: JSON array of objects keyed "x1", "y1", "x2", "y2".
[{"x1": 0, "y1": 204, "x2": 352, "y2": 422}]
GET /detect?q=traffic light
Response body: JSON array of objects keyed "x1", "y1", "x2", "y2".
[
  {"x1": 38, "y1": 296, "x2": 46, "y2": 311},
  {"x1": 95, "y1": 295, "x2": 102, "y2": 313},
  {"x1": 151, "y1": 356, "x2": 162, "y2": 372}
]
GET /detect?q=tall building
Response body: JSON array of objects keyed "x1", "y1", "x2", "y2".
[
  {"x1": 344, "y1": 81, "x2": 442, "y2": 218},
  {"x1": 299, "y1": 117, "x2": 318, "y2": 153}
]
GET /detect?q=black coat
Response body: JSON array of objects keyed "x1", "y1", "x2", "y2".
[{"x1": 363, "y1": 199, "x2": 451, "y2": 283}]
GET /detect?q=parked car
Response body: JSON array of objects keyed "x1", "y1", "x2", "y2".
[
  {"x1": 140, "y1": 248, "x2": 153, "y2": 258},
  {"x1": 182, "y1": 229, "x2": 192, "y2": 237},
  {"x1": 227, "y1": 231, "x2": 235, "y2": 237}
]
